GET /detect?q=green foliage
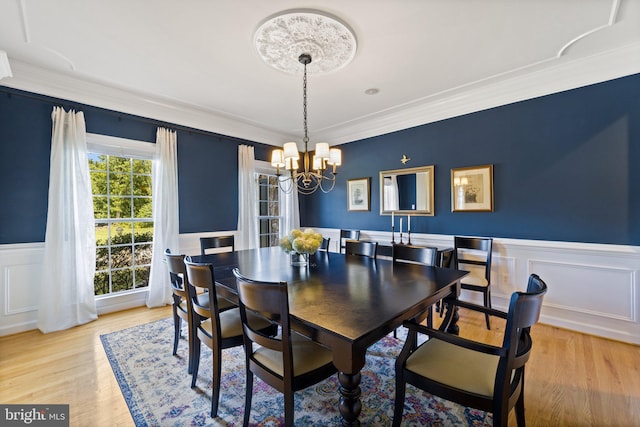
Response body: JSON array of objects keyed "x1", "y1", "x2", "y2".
[
  {"x1": 89, "y1": 154, "x2": 152, "y2": 220},
  {"x1": 89, "y1": 153, "x2": 154, "y2": 296}
]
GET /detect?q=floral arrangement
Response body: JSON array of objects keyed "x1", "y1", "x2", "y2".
[{"x1": 279, "y1": 228, "x2": 323, "y2": 254}]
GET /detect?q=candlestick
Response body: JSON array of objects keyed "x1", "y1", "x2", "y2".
[
  {"x1": 391, "y1": 225, "x2": 395, "y2": 244},
  {"x1": 400, "y1": 218, "x2": 403, "y2": 235},
  {"x1": 408, "y1": 215, "x2": 411, "y2": 232}
]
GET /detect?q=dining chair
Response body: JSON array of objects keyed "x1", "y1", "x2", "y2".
[
  {"x1": 345, "y1": 239, "x2": 378, "y2": 259},
  {"x1": 454, "y1": 236, "x2": 494, "y2": 329},
  {"x1": 184, "y1": 258, "x2": 276, "y2": 418},
  {"x1": 339, "y1": 229, "x2": 360, "y2": 253},
  {"x1": 232, "y1": 268, "x2": 337, "y2": 427},
  {"x1": 318, "y1": 237, "x2": 331, "y2": 252},
  {"x1": 166, "y1": 249, "x2": 237, "y2": 375},
  {"x1": 392, "y1": 244, "x2": 438, "y2": 333},
  {"x1": 200, "y1": 235, "x2": 235, "y2": 255},
  {"x1": 165, "y1": 249, "x2": 195, "y2": 373},
  {"x1": 393, "y1": 274, "x2": 547, "y2": 427}
]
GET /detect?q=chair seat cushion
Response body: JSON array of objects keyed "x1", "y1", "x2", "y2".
[
  {"x1": 254, "y1": 332, "x2": 334, "y2": 376},
  {"x1": 200, "y1": 308, "x2": 272, "y2": 339},
  {"x1": 405, "y1": 338, "x2": 498, "y2": 397},
  {"x1": 461, "y1": 273, "x2": 489, "y2": 287}
]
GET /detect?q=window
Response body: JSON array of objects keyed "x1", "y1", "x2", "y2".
[
  {"x1": 256, "y1": 170, "x2": 281, "y2": 248},
  {"x1": 87, "y1": 134, "x2": 155, "y2": 296}
]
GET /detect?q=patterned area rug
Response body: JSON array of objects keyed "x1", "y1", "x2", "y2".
[{"x1": 101, "y1": 318, "x2": 492, "y2": 426}]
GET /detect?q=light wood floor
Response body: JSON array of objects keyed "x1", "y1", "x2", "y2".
[{"x1": 1, "y1": 306, "x2": 639, "y2": 426}]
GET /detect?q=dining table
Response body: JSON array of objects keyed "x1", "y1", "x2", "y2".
[{"x1": 191, "y1": 246, "x2": 468, "y2": 426}]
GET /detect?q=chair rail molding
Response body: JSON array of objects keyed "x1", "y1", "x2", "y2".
[{"x1": 2, "y1": 233, "x2": 639, "y2": 343}]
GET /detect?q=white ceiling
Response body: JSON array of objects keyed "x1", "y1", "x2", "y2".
[{"x1": 0, "y1": 0, "x2": 639, "y2": 147}]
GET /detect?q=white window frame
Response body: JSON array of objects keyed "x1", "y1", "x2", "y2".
[
  {"x1": 255, "y1": 161, "x2": 283, "y2": 247},
  {"x1": 87, "y1": 133, "x2": 155, "y2": 314}
]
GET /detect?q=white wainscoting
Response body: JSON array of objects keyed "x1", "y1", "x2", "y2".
[
  {"x1": 0, "y1": 232, "x2": 234, "y2": 336},
  {"x1": 2, "y1": 232, "x2": 639, "y2": 344}
]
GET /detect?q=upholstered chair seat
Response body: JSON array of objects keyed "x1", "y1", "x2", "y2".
[
  {"x1": 253, "y1": 331, "x2": 334, "y2": 377},
  {"x1": 461, "y1": 273, "x2": 489, "y2": 287},
  {"x1": 404, "y1": 338, "x2": 499, "y2": 397},
  {"x1": 200, "y1": 309, "x2": 273, "y2": 340}
]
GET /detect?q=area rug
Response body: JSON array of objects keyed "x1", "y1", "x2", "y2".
[{"x1": 101, "y1": 318, "x2": 492, "y2": 426}]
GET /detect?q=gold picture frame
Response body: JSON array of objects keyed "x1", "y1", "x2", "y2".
[
  {"x1": 347, "y1": 177, "x2": 371, "y2": 211},
  {"x1": 451, "y1": 164, "x2": 494, "y2": 212}
]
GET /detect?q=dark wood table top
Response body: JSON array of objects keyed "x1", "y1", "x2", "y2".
[
  {"x1": 193, "y1": 247, "x2": 465, "y2": 354},
  {"x1": 190, "y1": 246, "x2": 467, "y2": 426}
]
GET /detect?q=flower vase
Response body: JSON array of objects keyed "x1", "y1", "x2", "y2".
[{"x1": 290, "y1": 252, "x2": 309, "y2": 267}]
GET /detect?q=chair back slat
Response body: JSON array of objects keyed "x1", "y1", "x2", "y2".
[
  {"x1": 340, "y1": 229, "x2": 360, "y2": 253},
  {"x1": 319, "y1": 237, "x2": 331, "y2": 252},
  {"x1": 392, "y1": 244, "x2": 438, "y2": 266},
  {"x1": 200, "y1": 235, "x2": 235, "y2": 255},
  {"x1": 165, "y1": 249, "x2": 188, "y2": 297},
  {"x1": 345, "y1": 240, "x2": 378, "y2": 259}
]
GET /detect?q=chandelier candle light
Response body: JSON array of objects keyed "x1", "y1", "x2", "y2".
[{"x1": 255, "y1": 10, "x2": 356, "y2": 195}]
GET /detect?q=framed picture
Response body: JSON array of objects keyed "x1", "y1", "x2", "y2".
[
  {"x1": 347, "y1": 177, "x2": 371, "y2": 211},
  {"x1": 451, "y1": 164, "x2": 494, "y2": 212}
]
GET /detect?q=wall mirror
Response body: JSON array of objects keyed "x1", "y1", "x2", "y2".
[{"x1": 379, "y1": 165, "x2": 434, "y2": 216}]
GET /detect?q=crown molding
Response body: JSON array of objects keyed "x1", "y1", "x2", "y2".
[
  {"x1": 0, "y1": 60, "x2": 291, "y2": 145},
  {"x1": 320, "y1": 42, "x2": 640, "y2": 145},
  {"x1": 2, "y1": 42, "x2": 638, "y2": 146}
]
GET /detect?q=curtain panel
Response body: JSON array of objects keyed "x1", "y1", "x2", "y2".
[
  {"x1": 146, "y1": 127, "x2": 179, "y2": 308},
  {"x1": 38, "y1": 107, "x2": 97, "y2": 333},
  {"x1": 237, "y1": 145, "x2": 258, "y2": 250}
]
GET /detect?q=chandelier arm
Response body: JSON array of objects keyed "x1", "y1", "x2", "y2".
[
  {"x1": 318, "y1": 174, "x2": 337, "y2": 193},
  {"x1": 277, "y1": 174, "x2": 294, "y2": 194}
]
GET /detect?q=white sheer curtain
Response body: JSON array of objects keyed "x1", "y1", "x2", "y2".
[
  {"x1": 384, "y1": 175, "x2": 400, "y2": 211},
  {"x1": 38, "y1": 107, "x2": 97, "y2": 333},
  {"x1": 280, "y1": 185, "x2": 300, "y2": 234},
  {"x1": 237, "y1": 145, "x2": 258, "y2": 250},
  {"x1": 146, "y1": 128, "x2": 179, "y2": 308}
]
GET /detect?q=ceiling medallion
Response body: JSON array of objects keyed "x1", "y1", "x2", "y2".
[{"x1": 254, "y1": 10, "x2": 357, "y2": 74}]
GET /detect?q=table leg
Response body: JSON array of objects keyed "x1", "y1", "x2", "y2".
[
  {"x1": 440, "y1": 298, "x2": 460, "y2": 335},
  {"x1": 445, "y1": 304, "x2": 459, "y2": 335},
  {"x1": 338, "y1": 372, "x2": 362, "y2": 426}
]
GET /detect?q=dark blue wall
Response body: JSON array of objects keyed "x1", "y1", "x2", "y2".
[
  {"x1": 0, "y1": 88, "x2": 271, "y2": 244},
  {"x1": 396, "y1": 174, "x2": 417, "y2": 210},
  {"x1": 2, "y1": 73, "x2": 639, "y2": 246},
  {"x1": 301, "y1": 73, "x2": 640, "y2": 246}
]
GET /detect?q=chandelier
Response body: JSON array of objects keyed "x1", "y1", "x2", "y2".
[
  {"x1": 270, "y1": 53, "x2": 342, "y2": 194},
  {"x1": 254, "y1": 10, "x2": 357, "y2": 194}
]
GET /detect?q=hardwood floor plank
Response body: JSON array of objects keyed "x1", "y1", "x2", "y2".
[
  {"x1": 0, "y1": 306, "x2": 172, "y2": 426},
  {"x1": 1, "y1": 305, "x2": 639, "y2": 426}
]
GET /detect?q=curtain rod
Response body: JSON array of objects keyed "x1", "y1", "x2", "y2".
[{"x1": 0, "y1": 86, "x2": 258, "y2": 145}]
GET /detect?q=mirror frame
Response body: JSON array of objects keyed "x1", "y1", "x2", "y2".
[{"x1": 379, "y1": 165, "x2": 435, "y2": 216}]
